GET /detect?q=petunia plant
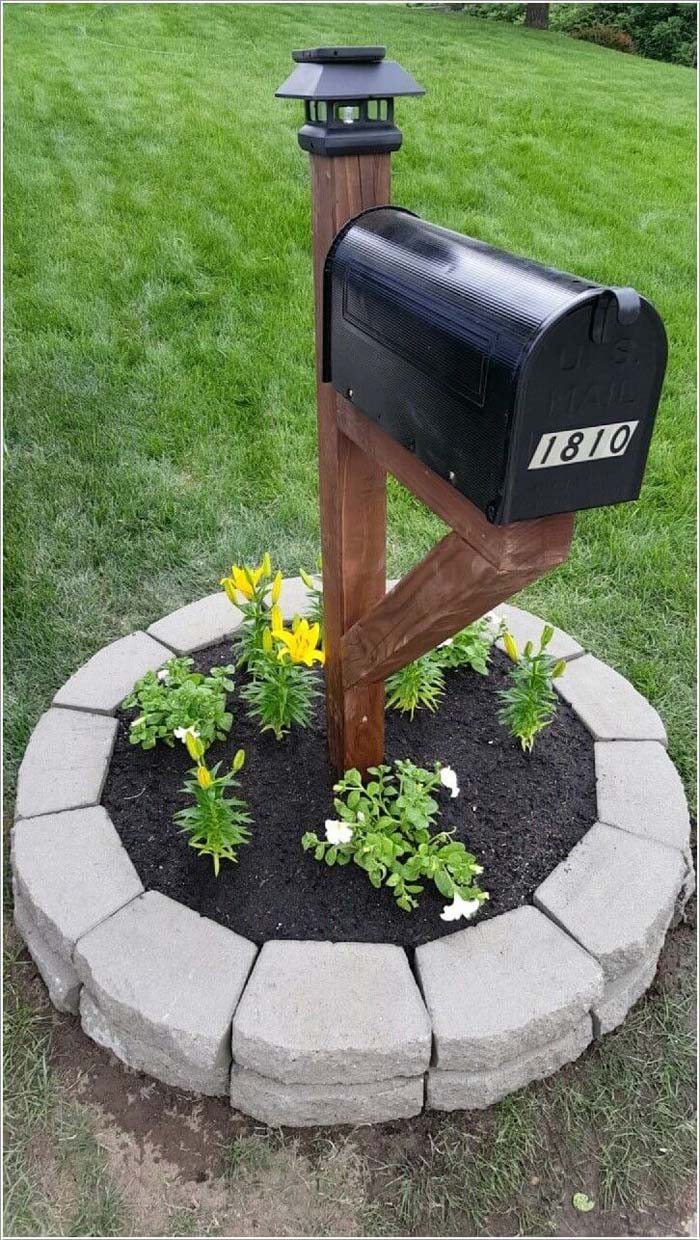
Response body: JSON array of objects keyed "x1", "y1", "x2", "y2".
[
  {"x1": 124, "y1": 657, "x2": 235, "y2": 751},
  {"x1": 497, "y1": 625, "x2": 566, "y2": 751},
  {"x1": 302, "y1": 760, "x2": 487, "y2": 916},
  {"x1": 174, "y1": 736, "x2": 252, "y2": 876},
  {"x1": 241, "y1": 606, "x2": 323, "y2": 739}
]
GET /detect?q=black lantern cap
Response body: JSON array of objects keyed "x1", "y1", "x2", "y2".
[{"x1": 275, "y1": 46, "x2": 424, "y2": 157}]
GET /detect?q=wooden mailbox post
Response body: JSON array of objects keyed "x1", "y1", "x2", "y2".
[{"x1": 276, "y1": 47, "x2": 574, "y2": 774}]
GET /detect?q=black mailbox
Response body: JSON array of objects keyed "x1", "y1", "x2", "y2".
[{"x1": 323, "y1": 207, "x2": 667, "y2": 524}]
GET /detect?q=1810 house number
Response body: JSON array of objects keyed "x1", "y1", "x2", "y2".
[{"x1": 528, "y1": 420, "x2": 639, "y2": 470}]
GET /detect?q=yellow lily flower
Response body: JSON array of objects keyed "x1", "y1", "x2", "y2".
[
  {"x1": 272, "y1": 617, "x2": 325, "y2": 667},
  {"x1": 235, "y1": 564, "x2": 265, "y2": 600}
]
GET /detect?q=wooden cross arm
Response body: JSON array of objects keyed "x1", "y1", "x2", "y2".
[{"x1": 341, "y1": 520, "x2": 573, "y2": 690}]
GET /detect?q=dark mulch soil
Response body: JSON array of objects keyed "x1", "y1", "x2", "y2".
[{"x1": 103, "y1": 641, "x2": 596, "y2": 948}]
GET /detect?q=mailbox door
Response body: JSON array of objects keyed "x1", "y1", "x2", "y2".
[{"x1": 499, "y1": 296, "x2": 667, "y2": 523}]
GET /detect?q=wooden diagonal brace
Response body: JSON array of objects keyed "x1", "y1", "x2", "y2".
[{"x1": 341, "y1": 518, "x2": 574, "y2": 691}]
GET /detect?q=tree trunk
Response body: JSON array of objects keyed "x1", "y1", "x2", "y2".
[{"x1": 524, "y1": 4, "x2": 549, "y2": 29}]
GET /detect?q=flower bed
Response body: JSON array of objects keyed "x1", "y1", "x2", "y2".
[
  {"x1": 103, "y1": 638, "x2": 596, "y2": 947},
  {"x1": 11, "y1": 575, "x2": 693, "y2": 1127}
]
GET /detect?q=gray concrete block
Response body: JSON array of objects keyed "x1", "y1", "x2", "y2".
[
  {"x1": 414, "y1": 906, "x2": 602, "y2": 1072},
  {"x1": 534, "y1": 822, "x2": 685, "y2": 982},
  {"x1": 13, "y1": 890, "x2": 81, "y2": 1014},
  {"x1": 74, "y1": 892, "x2": 257, "y2": 1094},
  {"x1": 11, "y1": 806, "x2": 143, "y2": 961},
  {"x1": 80, "y1": 992, "x2": 228, "y2": 1095},
  {"x1": 592, "y1": 951, "x2": 660, "y2": 1038},
  {"x1": 53, "y1": 631, "x2": 172, "y2": 714},
  {"x1": 232, "y1": 940, "x2": 431, "y2": 1085},
  {"x1": 15, "y1": 709, "x2": 118, "y2": 820},
  {"x1": 277, "y1": 576, "x2": 315, "y2": 621},
  {"x1": 147, "y1": 592, "x2": 243, "y2": 655},
  {"x1": 495, "y1": 603, "x2": 584, "y2": 661},
  {"x1": 595, "y1": 741, "x2": 691, "y2": 852},
  {"x1": 554, "y1": 655, "x2": 667, "y2": 743},
  {"x1": 427, "y1": 1017, "x2": 592, "y2": 1112},
  {"x1": 230, "y1": 1066, "x2": 423, "y2": 1127}
]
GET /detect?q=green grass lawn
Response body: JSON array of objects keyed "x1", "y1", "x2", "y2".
[
  {"x1": 3, "y1": 5, "x2": 697, "y2": 1237},
  {"x1": 4, "y1": 2, "x2": 696, "y2": 797}
]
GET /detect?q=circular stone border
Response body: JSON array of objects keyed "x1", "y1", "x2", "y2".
[{"x1": 11, "y1": 579, "x2": 695, "y2": 1126}]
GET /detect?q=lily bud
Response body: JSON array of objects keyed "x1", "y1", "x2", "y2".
[
  {"x1": 299, "y1": 568, "x2": 314, "y2": 590},
  {"x1": 232, "y1": 748, "x2": 246, "y2": 773},
  {"x1": 552, "y1": 659, "x2": 567, "y2": 679},
  {"x1": 196, "y1": 765, "x2": 213, "y2": 789},
  {"x1": 270, "y1": 604, "x2": 283, "y2": 633},
  {"x1": 503, "y1": 632, "x2": 519, "y2": 663},
  {"x1": 541, "y1": 624, "x2": 555, "y2": 649},
  {"x1": 270, "y1": 570, "x2": 282, "y2": 605},
  {"x1": 186, "y1": 732, "x2": 204, "y2": 762},
  {"x1": 261, "y1": 552, "x2": 272, "y2": 578},
  {"x1": 220, "y1": 577, "x2": 238, "y2": 606},
  {"x1": 262, "y1": 627, "x2": 273, "y2": 654}
]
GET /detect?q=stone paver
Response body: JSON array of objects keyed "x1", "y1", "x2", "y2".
[
  {"x1": 74, "y1": 892, "x2": 257, "y2": 1096},
  {"x1": 12, "y1": 806, "x2": 143, "y2": 961},
  {"x1": 147, "y1": 593, "x2": 243, "y2": 655},
  {"x1": 53, "y1": 631, "x2": 171, "y2": 714},
  {"x1": 15, "y1": 708, "x2": 117, "y2": 820},
  {"x1": 232, "y1": 940, "x2": 431, "y2": 1085},
  {"x1": 415, "y1": 906, "x2": 602, "y2": 1072},
  {"x1": 592, "y1": 951, "x2": 660, "y2": 1037},
  {"x1": 277, "y1": 575, "x2": 315, "y2": 621},
  {"x1": 427, "y1": 1018, "x2": 592, "y2": 1111},
  {"x1": 554, "y1": 655, "x2": 667, "y2": 743},
  {"x1": 595, "y1": 741, "x2": 691, "y2": 852},
  {"x1": 230, "y1": 1067, "x2": 423, "y2": 1127},
  {"x1": 534, "y1": 822, "x2": 685, "y2": 982},
  {"x1": 13, "y1": 891, "x2": 82, "y2": 1014},
  {"x1": 495, "y1": 603, "x2": 584, "y2": 661}
]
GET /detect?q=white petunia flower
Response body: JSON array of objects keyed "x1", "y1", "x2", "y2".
[
  {"x1": 357, "y1": 811, "x2": 365, "y2": 823},
  {"x1": 472, "y1": 864, "x2": 484, "y2": 875},
  {"x1": 174, "y1": 725, "x2": 200, "y2": 741},
  {"x1": 439, "y1": 765, "x2": 460, "y2": 798},
  {"x1": 157, "y1": 668, "x2": 169, "y2": 681},
  {"x1": 325, "y1": 819, "x2": 354, "y2": 846},
  {"x1": 440, "y1": 893, "x2": 481, "y2": 923}
]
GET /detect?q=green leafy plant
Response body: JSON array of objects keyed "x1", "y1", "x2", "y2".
[
  {"x1": 220, "y1": 554, "x2": 282, "y2": 671},
  {"x1": 385, "y1": 654, "x2": 445, "y2": 719},
  {"x1": 497, "y1": 625, "x2": 566, "y2": 752},
  {"x1": 241, "y1": 610, "x2": 322, "y2": 739},
  {"x1": 174, "y1": 745, "x2": 252, "y2": 876},
  {"x1": 302, "y1": 760, "x2": 487, "y2": 915},
  {"x1": 124, "y1": 657, "x2": 235, "y2": 751},
  {"x1": 433, "y1": 615, "x2": 502, "y2": 675}
]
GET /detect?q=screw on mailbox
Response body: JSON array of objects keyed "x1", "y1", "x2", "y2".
[{"x1": 276, "y1": 45, "x2": 667, "y2": 777}]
